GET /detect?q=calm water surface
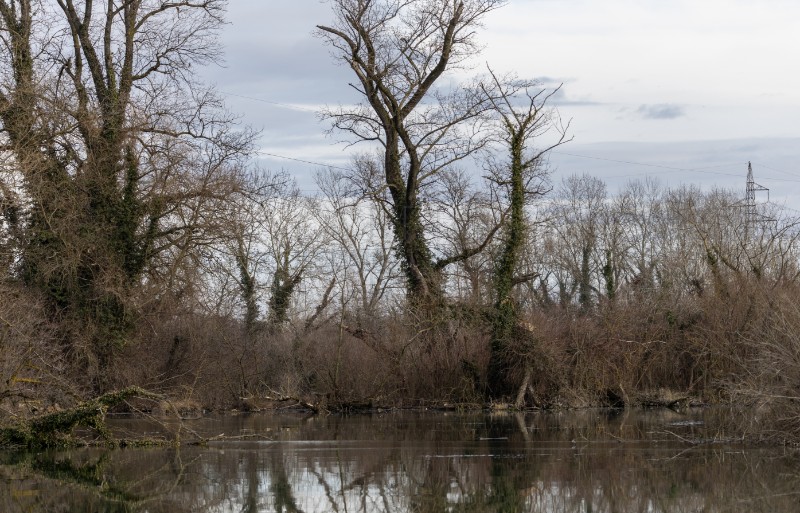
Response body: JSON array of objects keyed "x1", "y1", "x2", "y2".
[{"x1": 1, "y1": 409, "x2": 799, "y2": 512}]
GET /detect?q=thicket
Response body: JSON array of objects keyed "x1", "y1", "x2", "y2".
[{"x1": 1, "y1": 0, "x2": 799, "y2": 445}]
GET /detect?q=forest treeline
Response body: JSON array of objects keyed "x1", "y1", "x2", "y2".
[{"x1": 1, "y1": 0, "x2": 799, "y2": 443}]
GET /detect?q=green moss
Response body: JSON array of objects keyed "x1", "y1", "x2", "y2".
[{"x1": 0, "y1": 386, "x2": 162, "y2": 450}]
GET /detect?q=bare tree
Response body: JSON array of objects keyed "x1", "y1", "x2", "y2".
[
  {"x1": 260, "y1": 184, "x2": 327, "y2": 327},
  {"x1": 315, "y1": 158, "x2": 401, "y2": 319},
  {"x1": 426, "y1": 167, "x2": 497, "y2": 304},
  {"x1": 213, "y1": 169, "x2": 288, "y2": 334},
  {"x1": 548, "y1": 174, "x2": 607, "y2": 309},
  {"x1": 612, "y1": 179, "x2": 661, "y2": 297},
  {"x1": 0, "y1": 0, "x2": 253, "y2": 388},
  {"x1": 317, "y1": 0, "x2": 506, "y2": 305},
  {"x1": 480, "y1": 69, "x2": 569, "y2": 397}
]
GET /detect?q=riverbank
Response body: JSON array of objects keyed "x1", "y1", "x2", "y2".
[{"x1": 0, "y1": 386, "x2": 730, "y2": 451}]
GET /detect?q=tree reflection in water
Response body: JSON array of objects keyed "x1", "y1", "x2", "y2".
[{"x1": 1, "y1": 410, "x2": 799, "y2": 512}]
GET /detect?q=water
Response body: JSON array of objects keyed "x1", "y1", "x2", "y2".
[{"x1": 1, "y1": 409, "x2": 799, "y2": 512}]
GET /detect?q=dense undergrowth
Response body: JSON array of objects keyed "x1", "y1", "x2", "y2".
[{"x1": 4, "y1": 269, "x2": 800, "y2": 447}]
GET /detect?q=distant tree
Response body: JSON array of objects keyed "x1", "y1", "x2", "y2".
[
  {"x1": 549, "y1": 175, "x2": 607, "y2": 309},
  {"x1": 427, "y1": 167, "x2": 497, "y2": 305},
  {"x1": 613, "y1": 178, "x2": 665, "y2": 297},
  {"x1": 211, "y1": 170, "x2": 287, "y2": 334},
  {"x1": 315, "y1": 157, "x2": 401, "y2": 319},
  {"x1": 261, "y1": 183, "x2": 327, "y2": 327}
]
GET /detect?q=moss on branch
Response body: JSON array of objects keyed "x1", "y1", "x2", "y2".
[{"x1": 0, "y1": 386, "x2": 162, "y2": 449}]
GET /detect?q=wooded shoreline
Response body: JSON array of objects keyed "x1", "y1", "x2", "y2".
[{"x1": 1, "y1": 0, "x2": 799, "y2": 448}]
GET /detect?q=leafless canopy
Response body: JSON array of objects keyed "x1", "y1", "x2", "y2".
[{"x1": 317, "y1": 0, "x2": 507, "y2": 301}]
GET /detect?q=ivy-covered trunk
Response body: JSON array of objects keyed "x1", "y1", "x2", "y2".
[
  {"x1": 488, "y1": 131, "x2": 527, "y2": 397},
  {"x1": 385, "y1": 142, "x2": 443, "y2": 308},
  {"x1": 483, "y1": 73, "x2": 569, "y2": 399}
]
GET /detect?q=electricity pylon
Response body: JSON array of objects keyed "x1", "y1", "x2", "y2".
[{"x1": 745, "y1": 161, "x2": 773, "y2": 237}]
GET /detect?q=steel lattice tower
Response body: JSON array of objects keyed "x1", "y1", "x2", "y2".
[{"x1": 745, "y1": 161, "x2": 770, "y2": 234}]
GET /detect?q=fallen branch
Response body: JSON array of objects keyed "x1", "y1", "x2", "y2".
[
  {"x1": 260, "y1": 390, "x2": 323, "y2": 414},
  {"x1": 0, "y1": 386, "x2": 163, "y2": 449}
]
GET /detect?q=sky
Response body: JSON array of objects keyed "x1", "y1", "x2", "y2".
[{"x1": 201, "y1": 0, "x2": 800, "y2": 210}]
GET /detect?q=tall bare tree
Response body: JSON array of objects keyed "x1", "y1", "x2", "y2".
[
  {"x1": 481, "y1": 70, "x2": 569, "y2": 397},
  {"x1": 317, "y1": 0, "x2": 506, "y2": 305}
]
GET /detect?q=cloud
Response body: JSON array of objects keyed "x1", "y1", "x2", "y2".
[
  {"x1": 544, "y1": 84, "x2": 604, "y2": 107},
  {"x1": 637, "y1": 104, "x2": 685, "y2": 120}
]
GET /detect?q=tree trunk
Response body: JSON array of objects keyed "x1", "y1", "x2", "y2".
[{"x1": 488, "y1": 133, "x2": 526, "y2": 397}]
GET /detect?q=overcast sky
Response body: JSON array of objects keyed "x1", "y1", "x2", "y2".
[{"x1": 201, "y1": 0, "x2": 800, "y2": 208}]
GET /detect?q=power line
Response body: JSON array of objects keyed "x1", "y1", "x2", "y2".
[
  {"x1": 552, "y1": 150, "x2": 745, "y2": 176},
  {"x1": 554, "y1": 151, "x2": 800, "y2": 183},
  {"x1": 220, "y1": 92, "x2": 352, "y2": 171},
  {"x1": 220, "y1": 91, "x2": 318, "y2": 113},
  {"x1": 740, "y1": 174, "x2": 800, "y2": 184},
  {"x1": 752, "y1": 162, "x2": 800, "y2": 180},
  {"x1": 258, "y1": 151, "x2": 351, "y2": 172}
]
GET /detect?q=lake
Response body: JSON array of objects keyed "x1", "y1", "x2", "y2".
[{"x1": 1, "y1": 409, "x2": 799, "y2": 512}]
